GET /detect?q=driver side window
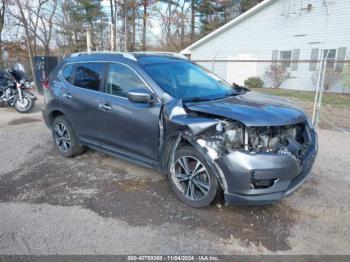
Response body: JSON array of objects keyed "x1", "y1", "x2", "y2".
[{"x1": 106, "y1": 63, "x2": 148, "y2": 97}]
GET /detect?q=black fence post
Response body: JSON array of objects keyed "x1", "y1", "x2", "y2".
[{"x1": 33, "y1": 56, "x2": 58, "y2": 93}]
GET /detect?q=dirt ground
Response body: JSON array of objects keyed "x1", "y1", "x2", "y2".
[{"x1": 0, "y1": 96, "x2": 349, "y2": 255}]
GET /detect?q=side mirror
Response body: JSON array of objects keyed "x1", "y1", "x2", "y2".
[{"x1": 127, "y1": 89, "x2": 152, "y2": 103}]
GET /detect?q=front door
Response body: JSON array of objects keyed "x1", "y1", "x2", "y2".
[{"x1": 98, "y1": 63, "x2": 161, "y2": 162}]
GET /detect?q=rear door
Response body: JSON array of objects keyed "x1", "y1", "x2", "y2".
[
  {"x1": 60, "y1": 62, "x2": 105, "y2": 143},
  {"x1": 98, "y1": 62, "x2": 161, "y2": 162}
]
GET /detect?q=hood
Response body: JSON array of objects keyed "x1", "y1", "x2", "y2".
[{"x1": 184, "y1": 91, "x2": 307, "y2": 127}]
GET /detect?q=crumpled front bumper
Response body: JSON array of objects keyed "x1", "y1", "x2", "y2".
[{"x1": 215, "y1": 129, "x2": 318, "y2": 206}]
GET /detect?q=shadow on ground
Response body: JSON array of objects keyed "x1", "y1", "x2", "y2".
[
  {"x1": 8, "y1": 117, "x2": 42, "y2": 126},
  {"x1": 0, "y1": 143, "x2": 304, "y2": 252}
]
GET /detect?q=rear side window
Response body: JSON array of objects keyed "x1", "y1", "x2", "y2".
[
  {"x1": 73, "y1": 63, "x2": 104, "y2": 91},
  {"x1": 61, "y1": 64, "x2": 74, "y2": 84},
  {"x1": 106, "y1": 63, "x2": 148, "y2": 97}
]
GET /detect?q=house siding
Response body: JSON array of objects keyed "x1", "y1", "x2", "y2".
[{"x1": 186, "y1": 0, "x2": 350, "y2": 92}]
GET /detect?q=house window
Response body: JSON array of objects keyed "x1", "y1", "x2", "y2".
[
  {"x1": 309, "y1": 48, "x2": 319, "y2": 71},
  {"x1": 291, "y1": 49, "x2": 300, "y2": 71},
  {"x1": 280, "y1": 51, "x2": 292, "y2": 68},
  {"x1": 335, "y1": 47, "x2": 347, "y2": 72},
  {"x1": 324, "y1": 49, "x2": 336, "y2": 70}
]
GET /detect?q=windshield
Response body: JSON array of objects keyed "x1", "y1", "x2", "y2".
[{"x1": 143, "y1": 61, "x2": 236, "y2": 100}]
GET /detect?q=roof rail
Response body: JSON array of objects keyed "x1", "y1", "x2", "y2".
[
  {"x1": 131, "y1": 51, "x2": 188, "y2": 60},
  {"x1": 70, "y1": 51, "x2": 119, "y2": 57},
  {"x1": 70, "y1": 51, "x2": 137, "y2": 61}
]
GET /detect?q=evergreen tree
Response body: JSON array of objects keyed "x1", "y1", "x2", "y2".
[{"x1": 197, "y1": 0, "x2": 240, "y2": 36}]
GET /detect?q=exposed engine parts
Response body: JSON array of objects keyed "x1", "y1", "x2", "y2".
[{"x1": 198, "y1": 120, "x2": 311, "y2": 159}]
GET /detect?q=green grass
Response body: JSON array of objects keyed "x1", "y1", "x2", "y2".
[{"x1": 251, "y1": 88, "x2": 350, "y2": 108}]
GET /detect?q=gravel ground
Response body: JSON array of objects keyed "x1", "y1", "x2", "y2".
[{"x1": 0, "y1": 97, "x2": 349, "y2": 255}]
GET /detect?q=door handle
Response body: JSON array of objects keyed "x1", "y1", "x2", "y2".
[
  {"x1": 99, "y1": 103, "x2": 112, "y2": 111},
  {"x1": 63, "y1": 93, "x2": 72, "y2": 99}
]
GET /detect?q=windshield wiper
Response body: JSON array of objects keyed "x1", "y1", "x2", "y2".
[
  {"x1": 183, "y1": 93, "x2": 237, "y2": 102},
  {"x1": 182, "y1": 97, "x2": 212, "y2": 102},
  {"x1": 232, "y1": 83, "x2": 250, "y2": 93}
]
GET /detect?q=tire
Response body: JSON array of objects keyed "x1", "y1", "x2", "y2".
[
  {"x1": 52, "y1": 116, "x2": 85, "y2": 158},
  {"x1": 14, "y1": 96, "x2": 35, "y2": 113},
  {"x1": 168, "y1": 146, "x2": 219, "y2": 208}
]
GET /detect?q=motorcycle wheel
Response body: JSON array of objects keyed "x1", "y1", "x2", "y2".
[{"x1": 14, "y1": 96, "x2": 35, "y2": 113}]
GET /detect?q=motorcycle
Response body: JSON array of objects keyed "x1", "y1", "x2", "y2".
[{"x1": 0, "y1": 63, "x2": 37, "y2": 113}]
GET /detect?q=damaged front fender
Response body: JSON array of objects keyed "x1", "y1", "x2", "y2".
[{"x1": 161, "y1": 99, "x2": 229, "y2": 194}]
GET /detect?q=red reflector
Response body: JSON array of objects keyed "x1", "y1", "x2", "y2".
[{"x1": 42, "y1": 79, "x2": 49, "y2": 89}]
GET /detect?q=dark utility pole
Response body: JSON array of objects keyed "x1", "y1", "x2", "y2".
[
  {"x1": 191, "y1": 0, "x2": 195, "y2": 41},
  {"x1": 142, "y1": 0, "x2": 147, "y2": 51}
]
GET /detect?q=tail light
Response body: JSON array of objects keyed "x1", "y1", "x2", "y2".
[{"x1": 42, "y1": 79, "x2": 50, "y2": 90}]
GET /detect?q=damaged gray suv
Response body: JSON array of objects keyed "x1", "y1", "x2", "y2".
[{"x1": 42, "y1": 52, "x2": 318, "y2": 208}]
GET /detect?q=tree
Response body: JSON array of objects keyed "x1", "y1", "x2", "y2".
[
  {"x1": 0, "y1": 0, "x2": 6, "y2": 66},
  {"x1": 54, "y1": 0, "x2": 105, "y2": 54},
  {"x1": 10, "y1": 0, "x2": 55, "y2": 56},
  {"x1": 156, "y1": 0, "x2": 193, "y2": 50},
  {"x1": 76, "y1": 0, "x2": 105, "y2": 50},
  {"x1": 155, "y1": 1, "x2": 180, "y2": 50},
  {"x1": 141, "y1": 0, "x2": 148, "y2": 51},
  {"x1": 109, "y1": 0, "x2": 117, "y2": 51},
  {"x1": 218, "y1": 0, "x2": 240, "y2": 23},
  {"x1": 264, "y1": 63, "x2": 290, "y2": 88},
  {"x1": 240, "y1": 0, "x2": 262, "y2": 13},
  {"x1": 14, "y1": 0, "x2": 35, "y2": 78},
  {"x1": 26, "y1": 0, "x2": 49, "y2": 56},
  {"x1": 130, "y1": 0, "x2": 138, "y2": 51},
  {"x1": 197, "y1": 0, "x2": 240, "y2": 36},
  {"x1": 190, "y1": 0, "x2": 196, "y2": 41},
  {"x1": 55, "y1": 0, "x2": 86, "y2": 53},
  {"x1": 31, "y1": 0, "x2": 58, "y2": 55},
  {"x1": 117, "y1": 0, "x2": 140, "y2": 52}
]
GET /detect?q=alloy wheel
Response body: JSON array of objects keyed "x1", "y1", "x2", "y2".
[
  {"x1": 54, "y1": 122, "x2": 71, "y2": 152},
  {"x1": 172, "y1": 156, "x2": 210, "y2": 201}
]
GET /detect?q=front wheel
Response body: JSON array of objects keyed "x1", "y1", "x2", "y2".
[
  {"x1": 14, "y1": 96, "x2": 35, "y2": 113},
  {"x1": 168, "y1": 146, "x2": 219, "y2": 208}
]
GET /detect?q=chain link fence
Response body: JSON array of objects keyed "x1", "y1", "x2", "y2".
[
  {"x1": 192, "y1": 56, "x2": 350, "y2": 132},
  {"x1": 2, "y1": 55, "x2": 349, "y2": 132}
]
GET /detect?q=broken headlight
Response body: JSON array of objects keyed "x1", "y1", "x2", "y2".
[
  {"x1": 198, "y1": 120, "x2": 309, "y2": 159},
  {"x1": 197, "y1": 121, "x2": 246, "y2": 156}
]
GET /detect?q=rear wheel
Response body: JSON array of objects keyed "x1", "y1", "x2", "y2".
[
  {"x1": 52, "y1": 116, "x2": 85, "y2": 158},
  {"x1": 168, "y1": 146, "x2": 219, "y2": 208}
]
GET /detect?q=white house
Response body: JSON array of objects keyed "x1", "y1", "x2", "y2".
[{"x1": 181, "y1": 0, "x2": 349, "y2": 92}]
